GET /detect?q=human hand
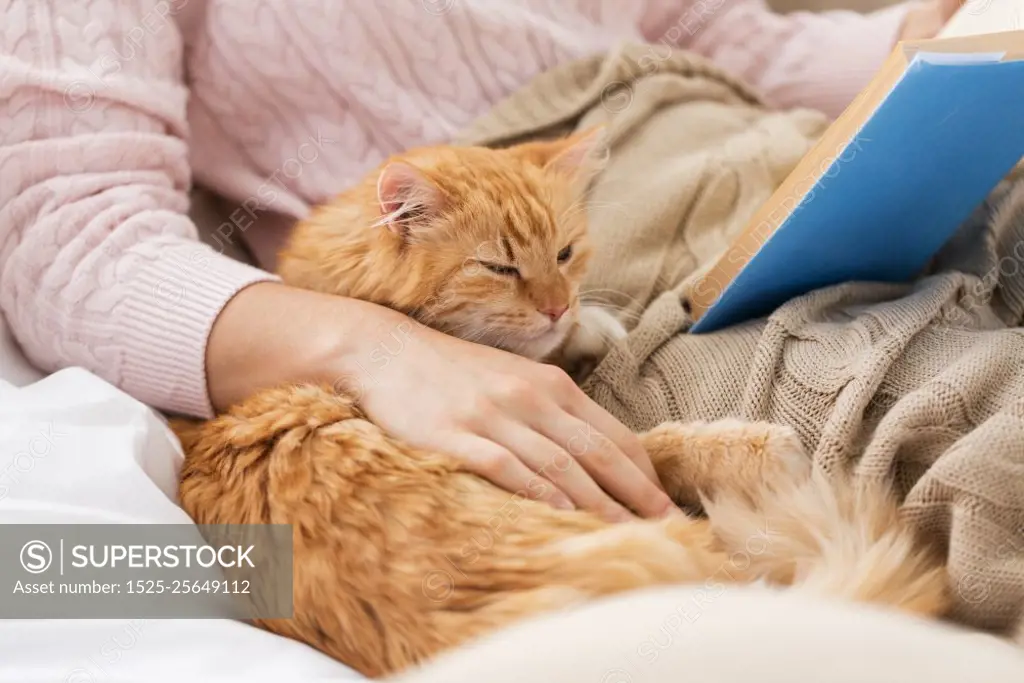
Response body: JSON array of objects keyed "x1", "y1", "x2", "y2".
[
  {"x1": 899, "y1": 0, "x2": 963, "y2": 41},
  {"x1": 332, "y1": 302, "x2": 676, "y2": 523},
  {"x1": 207, "y1": 282, "x2": 675, "y2": 522}
]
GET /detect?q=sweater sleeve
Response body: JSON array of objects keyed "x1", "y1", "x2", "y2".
[
  {"x1": 657, "y1": 0, "x2": 914, "y2": 119},
  {"x1": 0, "y1": 1, "x2": 278, "y2": 418}
]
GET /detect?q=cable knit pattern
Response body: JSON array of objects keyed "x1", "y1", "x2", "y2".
[{"x1": 0, "y1": 0, "x2": 911, "y2": 417}]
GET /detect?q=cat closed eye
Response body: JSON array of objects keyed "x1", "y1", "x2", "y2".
[
  {"x1": 557, "y1": 244, "x2": 573, "y2": 263},
  {"x1": 481, "y1": 262, "x2": 520, "y2": 277}
]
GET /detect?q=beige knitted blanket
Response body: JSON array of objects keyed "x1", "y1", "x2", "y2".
[{"x1": 456, "y1": 44, "x2": 1024, "y2": 642}]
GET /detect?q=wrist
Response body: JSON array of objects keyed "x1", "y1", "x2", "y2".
[
  {"x1": 314, "y1": 295, "x2": 408, "y2": 382},
  {"x1": 205, "y1": 281, "x2": 407, "y2": 411}
]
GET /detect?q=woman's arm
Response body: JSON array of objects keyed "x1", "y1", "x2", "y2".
[
  {"x1": 656, "y1": 0, "x2": 960, "y2": 119},
  {"x1": 208, "y1": 282, "x2": 677, "y2": 522},
  {"x1": 0, "y1": 2, "x2": 673, "y2": 521},
  {"x1": 0, "y1": 0, "x2": 275, "y2": 417}
]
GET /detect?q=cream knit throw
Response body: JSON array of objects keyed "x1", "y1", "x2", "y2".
[{"x1": 457, "y1": 44, "x2": 1024, "y2": 640}]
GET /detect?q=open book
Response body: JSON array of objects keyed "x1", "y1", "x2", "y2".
[{"x1": 687, "y1": 22, "x2": 1024, "y2": 333}]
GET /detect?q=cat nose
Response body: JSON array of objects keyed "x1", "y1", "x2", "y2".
[{"x1": 539, "y1": 305, "x2": 568, "y2": 322}]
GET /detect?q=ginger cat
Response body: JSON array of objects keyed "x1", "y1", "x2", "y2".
[{"x1": 174, "y1": 129, "x2": 949, "y2": 678}]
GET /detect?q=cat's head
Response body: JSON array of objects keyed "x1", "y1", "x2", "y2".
[{"x1": 371, "y1": 128, "x2": 608, "y2": 360}]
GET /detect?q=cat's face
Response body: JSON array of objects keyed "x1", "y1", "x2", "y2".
[
  {"x1": 376, "y1": 130, "x2": 606, "y2": 359},
  {"x1": 415, "y1": 181, "x2": 592, "y2": 361}
]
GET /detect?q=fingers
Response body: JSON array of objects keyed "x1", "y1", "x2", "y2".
[
  {"x1": 485, "y1": 420, "x2": 634, "y2": 522},
  {"x1": 447, "y1": 433, "x2": 574, "y2": 511},
  {"x1": 574, "y1": 398, "x2": 661, "y2": 486},
  {"x1": 535, "y1": 366, "x2": 674, "y2": 518},
  {"x1": 539, "y1": 410, "x2": 676, "y2": 519},
  {"x1": 448, "y1": 363, "x2": 676, "y2": 521},
  {"x1": 537, "y1": 365, "x2": 662, "y2": 487}
]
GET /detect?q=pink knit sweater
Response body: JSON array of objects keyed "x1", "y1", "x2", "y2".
[{"x1": 0, "y1": 0, "x2": 911, "y2": 417}]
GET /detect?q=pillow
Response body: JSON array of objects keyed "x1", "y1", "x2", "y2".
[{"x1": 393, "y1": 584, "x2": 1024, "y2": 683}]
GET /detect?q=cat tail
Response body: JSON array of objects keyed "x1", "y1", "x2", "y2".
[{"x1": 703, "y1": 469, "x2": 950, "y2": 618}]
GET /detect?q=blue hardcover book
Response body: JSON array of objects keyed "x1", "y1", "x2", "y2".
[{"x1": 688, "y1": 31, "x2": 1024, "y2": 334}]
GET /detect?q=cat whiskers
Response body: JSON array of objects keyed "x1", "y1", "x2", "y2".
[
  {"x1": 442, "y1": 318, "x2": 510, "y2": 347},
  {"x1": 581, "y1": 304, "x2": 640, "y2": 328},
  {"x1": 580, "y1": 291, "x2": 642, "y2": 323},
  {"x1": 558, "y1": 198, "x2": 632, "y2": 226}
]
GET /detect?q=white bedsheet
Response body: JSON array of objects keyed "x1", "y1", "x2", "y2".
[{"x1": 0, "y1": 364, "x2": 363, "y2": 682}]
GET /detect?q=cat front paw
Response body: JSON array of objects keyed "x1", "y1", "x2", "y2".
[
  {"x1": 641, "y1": 419, "x2": 810, "y2": 509},
  {"x1": 556, "y1": 305, "x2": 627, "y2": 382},
  {"x1": 699, "y1": 419, "x2": 810, "y2": 489}
]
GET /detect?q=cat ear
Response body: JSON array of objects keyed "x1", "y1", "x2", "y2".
[
  {"x1": 511, "y1": 126, "x2": 610, "y2": 184},
  {"x1": 543, "y1": 126, "x2": 609, "y2": 181},
  {"x1": 374, "y1": 161, "x2": 443, "y2": 235}
]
